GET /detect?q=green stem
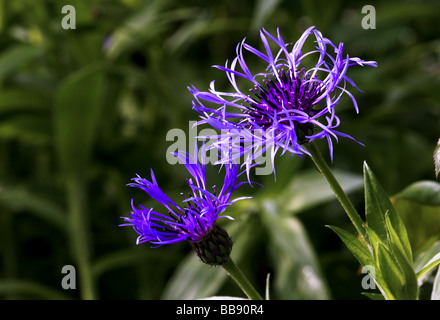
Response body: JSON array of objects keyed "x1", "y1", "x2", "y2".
[
  {"x1": 306, "y1": 141, "x2": 367, "y2": 242},
  {"x1": 68, "y1": 177, "x2": 96, "y2": 300},
  {"x1": 222, "y1": 258, "x2": 263, "y2": 300}
]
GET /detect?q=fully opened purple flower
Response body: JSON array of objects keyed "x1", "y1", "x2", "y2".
[
  {"x1": 189, "y1": 26, "x2": 377, "y2": 176},
  {"x1": 121, "y1": 146, "x2": 249, "y2": 265}
]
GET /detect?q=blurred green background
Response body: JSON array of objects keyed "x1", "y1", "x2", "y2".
[{"x1": 0, "y1": 0, "x2": 439, "y2": 300}]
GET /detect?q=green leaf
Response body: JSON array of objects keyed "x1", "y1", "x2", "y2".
[
  {"x1": 328, "y1": 225, "x2": 394, "y2": 300},
  {"x1": 392, "y1": 188, "x2": 440, "y2": 251},
  {"x1": 282, "y1": 169, "x2": 363, "y2": 214},
  {"x1": 262, "y1": 201, "x2": 330, "y2": 299},
  {"x1": 362, "y1": 292, "x2": 386, "y2": 300},
  {"x1": 432, "y1": 266, "x2": 440, "y2": 300},
  {"x1": 364, "y1": 226, "x2": 386, "y2": 262},
  {"x1": 327, "y1": 225, "x2": 374, "y2": 267},
  {"x1": 0, "y1": 184, "x2": 66, "y2": 233},
  {"x1": 376, "y1": 243, "x2": 405, "y2": 300},
  {"x1": 414, "y1": 239, "x2": 440, "y2": 282},
  {"x1": 53, "y1": 63, "x2": 105, "y2": 178},
  {"x1": 265, "y1": 273, "x2": 271, "y2": 300},
  {"x1": 200, "y1": 296, "x2": 247, "y2": 300},
  {"x1": 415, "y1": 253, "x2": 440, "y2": 283},
  {"x1": 0, "y1": 280, "x2": 71, "y2": 300},
  {"x1": 161, "y1": 253, "x2": 226, "y2": 300},
  {"x1": 0, "y1": 44, "x2": 43, "y2": 80},
  {"x1": 250, "y1": 0, "x2": 282, "y2": 30},
  {"x1": 0, "y1": 114, "x2": 51, "y2": 144},
  {"x1": 364, "y1": 162, "x2": 412, "y2": 262},
  {"x1": 92, "y1": 247, "x2": 165, "y2": 278},
  {"x1": 385, "y1": 214, "x2": 419, "y2": 299},
  {"x1": 393, "y1": 180, "x2": 440, "y2": 206},
  {"x1": 164, "y1": 17, "x2": 242, "y2": 54},
  {"x1": 434, "y1": 138, "x2": 440, "y2": 179},
  {"x1": 106, "y1": 0, "x2": 169, "y2": 59},
  {"x1": 0, "y1": 89, "x2": 48, "y2": 114}
]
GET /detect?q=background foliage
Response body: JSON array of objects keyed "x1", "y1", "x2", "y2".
[{"x1": 0, "y1": 0, "x2": 439, "y2": 299}]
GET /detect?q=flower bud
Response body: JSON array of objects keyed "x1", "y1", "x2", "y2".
[{"x1": 191, "y1": 224, "x2": 233, "y2": 266}]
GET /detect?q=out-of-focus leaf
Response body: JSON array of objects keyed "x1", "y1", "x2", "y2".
[
  {"x1": 432, "y1": 266, "x2": 440, "y2": 300},
  {"x1": 0, "y1": 114, "x2": 51, "y2": 144},
  {"x1": 164, "y1": 17, "x2": 242, "y2": 54},
  {"x1": 0, "y1": 45, "x2": 42, "y2": 80},
  {"x1": 0, "y1": 184, "x2": 66, "y2": 233},
  {"x1": 263, "y1": 201, "x2": 330, "y2": 299},
  {"x1": 0, "y1": 280, "x2": 71, "y2": 300},
  {"x1": 200, "y1": 296, "x2": 247, "y2": 300},
  {"x1": 415, "y1": 253, "x2": 440, "y2": 283},
  {"x1": 250, "y1": 0, "x2": 282, "y2": 30},
  {"x1": 0, "y1": 89, "x2": 47, "y2": 114},
  {"x1": 364, "y1": 162, "x2": 412, "y2": 262},
  {"x1": 434, "y1": 138, "x2": 440, "y2": 179},
  {"x1": 414, "y1": 239, "x2": 440, "y2": 283},
  {"x1": 92, "y1": 247, "x2": 164, "y2": 278},
  {"x1": 391, "y1": 191, "x2": 440, "y2": 252},
  {"x1": 161, "y1": 253, "x2": 225, "y2": 300},
  {"x1": 393, "y1": 180, "x2": 440, "y2": 206},
  {"x1": 282, "y1": 169, "x2": 363, "y2": 215},
  {"x1": 53, "y1": 63, "x2": 105, "y2": 178},
  {"x1": 106, "y1": 0, "x2": 169, "y2": 59},
  {"x1": 0, "y1": 0, "x2": 4, "y2": 32}
]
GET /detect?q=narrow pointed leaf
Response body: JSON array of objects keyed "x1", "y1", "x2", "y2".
[
  {"x1": 263, "y1": 201, "x2": 330, "y2": 299},
  {"x1": 376, "y1": 243, "x2": 405, "y2": 300},
  {"x1": 54, "y1": 63, "x2": 105, "y2": 178},
  {"x1": 327, "y1": 225, "x2": 374, "y2": 267},
  {"x1": 328, "y1": 225, "x2": 393, "y2": 300},
  {"x1": 365, "y1": 226, "x2": 385, "y2": 262},
  {"x1": 416, "y1": 253, "x2": 440, "y2": 282},
  {"x1": 414, "y1": 239, "x2": 440, "y2": 284},
  {"x1": 385, "y1": 214, "x2": 419, "y2": 299},
  {"x1": 364, "y1": 162, "x2": 412, "y2": 262}
]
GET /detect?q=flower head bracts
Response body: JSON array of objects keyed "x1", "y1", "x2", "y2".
[
  {"x1": 189, "y1": 26, "x2": 377, "y2": 177},
  {"x1": 120, "y1": 146, "x2": 249, "y2": 247}
]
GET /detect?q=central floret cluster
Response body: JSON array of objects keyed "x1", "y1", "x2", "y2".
[
  {"x1": 244, "y1": 68, "x2": 321, "y2": 143},
  {"x1": 245, "y1": 69, "x2": 320, "y2": 128}
]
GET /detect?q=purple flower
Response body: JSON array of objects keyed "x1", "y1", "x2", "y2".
[
  {"x1": 120, "y1": 146, "x2": 248, "y2": 249},
  {"x1": 189, "y1": 26, "x2": 377, "y2": 177}
]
